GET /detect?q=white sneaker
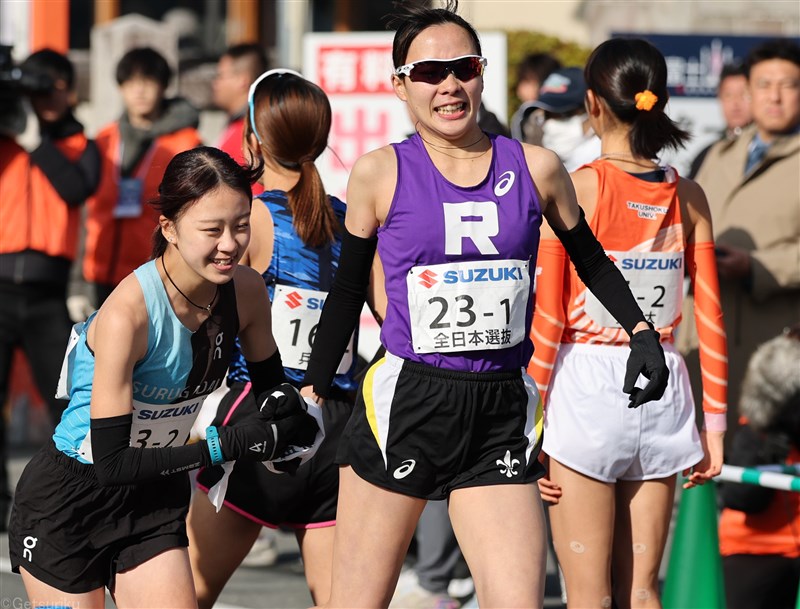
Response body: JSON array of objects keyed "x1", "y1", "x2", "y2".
[
  {"x1": 447, "y1": 576, "x2": 474, "y2": 600},
  {"x1": 240, "y1": 529, "x2": 279, "y2": 568},
  {"x1": 390, "y1": 570, "x2": 460, "y2": 609}
]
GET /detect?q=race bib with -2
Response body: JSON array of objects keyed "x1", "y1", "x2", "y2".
[
  {"x1": 584, "y1": 250, "x2": 683, "y2": 329},
  {"x1": 77, "y1": 394, "x2": 207, "y2": 463}
]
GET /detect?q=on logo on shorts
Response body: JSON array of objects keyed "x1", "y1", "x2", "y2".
[{"x1": 22, "y1": 535, "x2": 38, "y2": 562}]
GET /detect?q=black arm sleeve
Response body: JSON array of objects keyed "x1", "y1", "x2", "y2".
[
  {"x1": 552, "y1": 208, "x2": 646, "y2": 335},
  {"x1": 246, "y1": 349, "x2": 286, "y2": 397},
  {"x1": 30, "y1": 138, "x2": 101, "y2": 207},
  {"x1": 303, "y1": 229, "x2": 378, "y2": 397},
  {"x1": 91, "y1": 414, "x2": 211, "y2": 486}
]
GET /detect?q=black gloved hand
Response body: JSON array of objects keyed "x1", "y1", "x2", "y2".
[
  {"x1": 216, "y1": 408, "x2": 319, "y2": 462},
  {"x1": 623, "y1": 328, "x2": 669, "y2": 408},
  {"x1": 257, "y1": 383, "x2": 306, "y2": 420}
]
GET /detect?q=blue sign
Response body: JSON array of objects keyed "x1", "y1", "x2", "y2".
[{"x1": 612, "y1": 33, "x2": 800, "y2": 97}]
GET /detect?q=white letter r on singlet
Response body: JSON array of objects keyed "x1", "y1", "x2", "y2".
[{"x1": 442, "y1": 201, "x2": 499, "y2": 255}]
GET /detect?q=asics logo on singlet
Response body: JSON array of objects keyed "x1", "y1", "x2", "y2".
[
  {"x1": 494, "y1": 171, "x2": 516, "y2": 197},
  {"x1": 418, "y1": 270, "x2": 438, "y2": 289},
  {"x1": 620, "y1": 257, "x2": 682, "y2": 271},
  {"x1": 496, "y1": 450, "x2": 520, "y2": 478},
  {"x1": 393, "y1": 459, "x2": 416, "y2": 479},
  {"x1": 443, "y1": 267, "x2": 524, "y2": 284},
  {"x1": 285, "y1": 291, "x2": 303, "y2": 309},
  {"x1": 22, "y1": 536, "x2": 37, "y2": 562},
  {"x1": 137, "y1": 403, "x2": 199, "y2": 420}
]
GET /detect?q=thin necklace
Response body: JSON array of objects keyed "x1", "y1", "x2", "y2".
[
  {"x1": 161, "y1": 256, "x2": 218, "y2": 314},
  {"x1": 418, "y1": 131, "x2": 490, "y2": 160},
  {"x1": 598, "y1": 152, "x2": 659, "y2": 169},
  {"x1": 417, "y1": 130, "x2": 486, "y2": 150}
]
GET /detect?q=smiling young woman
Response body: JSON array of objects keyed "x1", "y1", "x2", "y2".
[{"x1": 7, "y1": 147, "x2": 319, "y2": 609}]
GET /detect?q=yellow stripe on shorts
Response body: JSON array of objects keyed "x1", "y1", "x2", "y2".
[{"x1": 363, "y1": 356, "x2": 387, "y2": 447}]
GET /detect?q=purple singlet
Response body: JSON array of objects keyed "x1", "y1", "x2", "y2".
[{"x1": 378, "y1": 132, "x2": 543, "y2": 372}]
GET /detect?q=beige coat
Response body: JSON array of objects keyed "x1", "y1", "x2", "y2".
[{"x1": 678, "y1": 124, "x2": 800, "y2": 432}]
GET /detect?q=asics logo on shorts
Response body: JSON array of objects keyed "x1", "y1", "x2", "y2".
[
  {"x1": 496, "y1": 450, "x2": 520, "y2": 478},
  {"x1": 393, "y1": 459, "x2": 416, "y2": 479}
]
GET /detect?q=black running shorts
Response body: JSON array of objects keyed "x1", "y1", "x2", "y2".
[
  {"x1": 195, "y1": 381, "x2": 352, "y2": 528},
  {"x1": 336, "y1": 352, "x2": 544, "y2": 500},
  {"x1": 9, "y1": 442, "x2": 191, "y2": 593}
]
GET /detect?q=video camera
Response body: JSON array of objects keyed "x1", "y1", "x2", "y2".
[
  {"x1": 0, "y1": 44, "x2": 53, "y2": 95},
  {"x1": 0, "y1": 44, "x2": 53, "y2": 137}
]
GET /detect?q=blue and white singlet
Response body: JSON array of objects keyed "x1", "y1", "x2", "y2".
[{"x1": 53, "y1": 260, "x2": 239, "y2": 463}]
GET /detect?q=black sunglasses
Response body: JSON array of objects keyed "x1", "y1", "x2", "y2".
[{"x1": 394, "y1": 55, "x2": 487, "y2": 85}]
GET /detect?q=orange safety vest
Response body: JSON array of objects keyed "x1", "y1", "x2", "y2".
[
  {"x1": 719, "y1": 448, "x2": 800, "y2": 558},
  {"x1": 0, "y1": 133, "x2": 88, "y2": 261},
  {"x1": 83, "y1": 123, "x2": 202, "y2": 286}
]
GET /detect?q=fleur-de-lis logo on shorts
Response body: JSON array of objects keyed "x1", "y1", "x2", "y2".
[{"x1": 496, "y1": 450, "x2": 520, "y2": 478}]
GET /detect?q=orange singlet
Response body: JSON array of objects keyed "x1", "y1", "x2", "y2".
[{"x1": 530, "y1": 161, "x2": 727, "y2": 429}]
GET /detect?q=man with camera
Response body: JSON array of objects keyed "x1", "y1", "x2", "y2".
[{"x1": 0, "y1": 48, "x2": 100, "y2": 530}]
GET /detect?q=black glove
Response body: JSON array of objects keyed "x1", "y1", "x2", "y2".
[
  {"x1": 623, "y1": 328, "x2": 669, "y2": 408},
  {"x1": 256, "y1": 383, "x2": 306, "y2": 420},
  {"x1": 216, "y1": 408, "x2": 319, "y2": 462}
]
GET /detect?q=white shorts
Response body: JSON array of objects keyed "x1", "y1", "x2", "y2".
[{"x1": 543, "y1": 342, "x2": 702, "y2": 482}]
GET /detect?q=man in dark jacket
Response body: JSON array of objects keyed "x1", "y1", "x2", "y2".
[{"x1": 0, "y1": 49, "x2": 100, "y2": 531}]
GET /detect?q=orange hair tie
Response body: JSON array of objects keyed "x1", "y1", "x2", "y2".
[{"x1": 634, "y1": 90, "x2": 658, "y2": 111}]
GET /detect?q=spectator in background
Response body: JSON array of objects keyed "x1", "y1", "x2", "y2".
[
  {"x1": 679, "y1": 39, "x2": 800, "y2": 435},
  {"x1": 510, "y1": 52, "x2": 562, "y2": 144},
  {"x1": 512, "y1": 67, "x2": 600, "y2": 171},
  {"x1": 719, "y1": 326, "x2": 800, "y2": 609},
  {"x1": 213, "y1": 43, "x2": 268, "y2": 171},
  {"x1": 688, "y1": 62, "x2": 752, "y2": 179},
  {"x1": 477, "y1": 103, "x2": 510, "y2": 138},
  {"x1": 515, "y1": 52, "x2": 562, "y2": 104},
  {"x1": 83, "y1": 47, "x2": 201, "y2": 307},
  {"x1": 0, "y1": 49, "x2": 100, "y2": 531}
]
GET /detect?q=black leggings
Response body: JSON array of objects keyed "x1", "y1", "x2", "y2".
[{"x1": 723, "y1": 554, "x2": 800, "y2": 609}]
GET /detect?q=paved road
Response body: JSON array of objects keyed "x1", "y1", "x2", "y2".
[{"x1": 1, "y1": 446, "x2": 566, "y2": 609}]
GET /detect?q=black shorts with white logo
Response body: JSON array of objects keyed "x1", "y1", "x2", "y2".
[
  {"x1": 337, "y1": 352, "x2": 545, "y2": 500},
  {"x1": 195, "y1": 381, "x2": 352, "y2": 528},
  {"x1": 9, "y1": 441, "x2": 190, "y2": 594}
]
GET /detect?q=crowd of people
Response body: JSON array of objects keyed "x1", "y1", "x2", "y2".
[{"x1": 0, "y1": 1, "x2": 798, "y2": 607}]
